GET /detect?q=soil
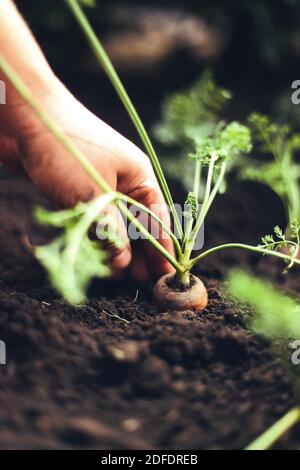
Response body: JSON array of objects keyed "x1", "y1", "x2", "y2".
[
  {"x1": 166, "y1": 273, "x2": 197, "y2": 291},
  {"x1": 1, "y1": 167, "x2": 300, "y2": 450}
]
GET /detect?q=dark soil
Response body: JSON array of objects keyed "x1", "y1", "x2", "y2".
[
  {"x1": 0, "y1": 167, "x2": 300, "y2": 450},
  {"x1": 166, "y1": 273, "x2": 197, "y2": 291}
]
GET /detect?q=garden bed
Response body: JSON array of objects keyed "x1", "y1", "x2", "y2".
[{"x1": 1, "y1": 167, "x2": 300, "y2": 449}]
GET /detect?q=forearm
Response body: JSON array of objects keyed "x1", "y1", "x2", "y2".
[{"x1": 0, "y1": 0, "x2": 59, "y2": 135}]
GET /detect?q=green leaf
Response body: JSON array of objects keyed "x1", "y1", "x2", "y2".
[
  {"x1": 240, "y1": 161, "x2": 288, "y2": 198},
  {"x1": 260, "y1": 225, "x2": 287, "y2": 251},
  {"x1": 34, "y1": 195, "x2": 122, "y2": 304},
  {"x1": 240, "y1": 113, "x2": 300, "y2": 225},
  {"x1": 227, "y1": 270, "x2": 300, "y2": 339},
  {"x1": 248, "y1": 112, "x2": 290, "y2": 145},
  {"x1": 190, "y1": 122, "x2": 252, "y2": 167},
  {"x1": 219, "y1": 122, "x2": 252, "y2": 156},
  {"x1": 259, "y1": 224, "x2": 300, "y2": 270},
  {"x1": 286, "y1": 134, "x2": 300, "y2": 153},
  {"x1": 189, "y1": 140, "x2": 219, "y2": 166},
  {"x1": 184, "y1": 192, "x2": 198, "y2": 220},
  {"x1": 153, "y1": 71, "x2": 233, "y2": 191},
  {"x1": 154, "y1": 70, "x2": 232, "y2": 147},
  {"x1": 290, "y1": 221, "x2": 300, "y2": 240},
  {"x1": 35, "y1": 234, "x2": 110, "y2": 305},
  {"x1": 35, "y1": 204, "x2": 85, "y2": 227},
  {"x1": 274, "y1": 225, "x2": 284, "y2": 238}
]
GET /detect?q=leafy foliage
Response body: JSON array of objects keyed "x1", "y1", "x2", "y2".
[
  {"x1": 259, "y1": 223, "x2": 300, "y2": 270},
  {"x1": 228, "y1": 272, "x2": 300, "y2": 447},
  {"x1": 154, "y1": 70, "x2": 232, "y2": 147},
  {"x1": 35, "y1": 195, "x2": 123, "y2": 304},
  {"x1": 260, "y1": 223, "x2": 299, "y2": 250},
  {"x1": 227, "y1": 270, "x2": 300, "y2": 340},
  {"x1": 154, "y1": 71, "x2": 252, "y2": 199},
  {"x1": 228, "y1": 269, "x2": 300, "y2": 423},
  {"x1": 260, "y1": 225, "x2": 287, "y2": 251},
  {"x1": 189, "y1": 122, "x2": 252, "y2": 168},
  {"x1": 153, "y1": 71, "x2": 233, "y2": 192},
  {"x1": 184, "y1": 192, "x2": 198, "y2": 221},
  {"x1": 240, "y1": 113, "x2": 300, "y2": 226}
]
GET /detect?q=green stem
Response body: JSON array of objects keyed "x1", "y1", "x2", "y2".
[
  {"x1": 245, "y1": 407, "x2": 300, "y2": 450},
  {"x1": 205, "y1": 161, "x2": 227, "y2": 215},
  {"x1": 117, "y1": 200, "x2": 183, "y2": 272},
  {"x1": 193, "y1": 159, "x2": 201, "y2": 200},
  {"x1": 182, "y1": 154, "x2": 220, "y2": 266},
  {"x1": 175, "y1": 268, "x2": 190, "y2": 286},
  {"x1": 189, "y1": 242, "x2": 300, "y2": 269},
  {"x1": 182, "y1": 160, "x2": 201, "y2": 249},
  {"x1": 287, "y1": 228, "x2": 300, "y2": 270},
  {"x1": 116, "y1": 193, "x2": 182, "y2": 256},
  {"x1": 287, "y1": 182, "x2": 300, "y2": 226},
  {"x1": 65, "y1": 0, "x2": 183, "y2": 239},
  {"x1": 201, "y1": 152, "x2": 218, "y2": 210},
  {"x1": 0, "y1": 53, "x2": 182, "y2": 273},
  {"x1": 191, "y1": 160, "x2": 226, "y2": 244},
  {"x1": 176, "y1": 155, "x2": 220, "y2": 286}
]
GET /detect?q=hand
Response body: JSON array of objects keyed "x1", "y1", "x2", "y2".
[{"x1": 0, "y1": 77, "x2": 175, "y2": 281}]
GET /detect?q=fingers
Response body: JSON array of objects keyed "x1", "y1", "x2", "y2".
[
  {"x1": 117, "y1": 151, "x2": 176, "y2": 280},
  {"x1": 100, "y1": 204, "x2": 132, "y2": 271},
  {"x1": 133, "y1": 180, "x2": 176, "y2": 280}
]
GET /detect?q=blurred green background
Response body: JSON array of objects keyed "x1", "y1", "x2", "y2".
[{"x1": 14, "y1": 0, "x2": 300, "y2": 139}]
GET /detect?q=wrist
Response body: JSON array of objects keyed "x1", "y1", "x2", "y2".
[{"x1": 0, "y1": 70, "x2": 62, "y2": 138}]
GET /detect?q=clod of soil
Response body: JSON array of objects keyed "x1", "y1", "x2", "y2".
[{"x1": 153, "y1": 273, "x2": 208, "y2": 312}]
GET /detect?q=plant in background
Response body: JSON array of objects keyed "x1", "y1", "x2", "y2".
[
  {"x1": 240, "y1": 113, "x2": 300, "y2": 234},
  {"x1": 153, "y1": 70, "x2": 232, "y2": 192},
  {"x1": 1, "y1": 0, "x2": 300, "y2": 309},
  {"x1": 228, "y1": 270, "x2": 300, "y2": 450}
]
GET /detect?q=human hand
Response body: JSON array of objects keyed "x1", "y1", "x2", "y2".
[{"x1": 0, "y1": 77, "x2": 175, "y2": 281}]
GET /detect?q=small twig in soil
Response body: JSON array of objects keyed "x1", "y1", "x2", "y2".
[
  {"x1": 132, "y1": 290, "x2": 139, "y2": 303},
  {"x1": 102, "y1": 309, "x2": 130, "y2": 324}
]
